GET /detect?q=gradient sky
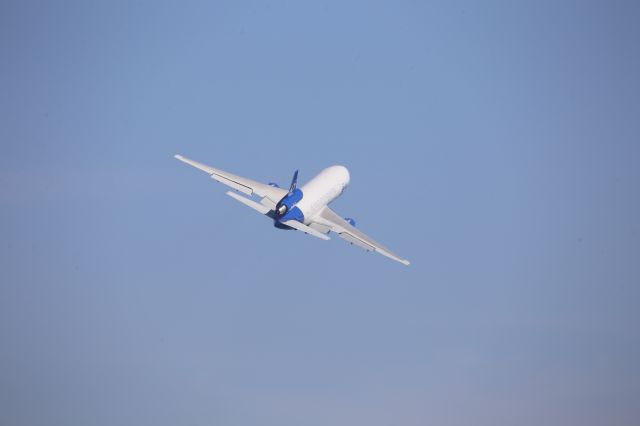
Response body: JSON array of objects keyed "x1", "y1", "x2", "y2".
[{"x1": 1, "y1": 1, "x2": 639, "y2": 425}]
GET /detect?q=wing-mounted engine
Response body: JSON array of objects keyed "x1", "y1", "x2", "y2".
[{"x1": 344, "y1": 217, "x2": 356, "y2": 227}]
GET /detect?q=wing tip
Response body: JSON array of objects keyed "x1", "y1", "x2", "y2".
[{"x1": 174, "y1": 154, "x2": 184, "y2": 161}]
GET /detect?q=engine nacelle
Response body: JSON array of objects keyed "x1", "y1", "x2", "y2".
[{"x1": 345, "y1": 217, "x2": 356, "y2": 227}]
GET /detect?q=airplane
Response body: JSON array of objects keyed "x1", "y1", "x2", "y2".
[{"x1": 174, "y1": 154, "x2": 410, "y2": 266}]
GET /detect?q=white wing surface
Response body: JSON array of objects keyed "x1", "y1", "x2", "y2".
[
  {"x1": 225, "y1": 191, "x2": 272, "y2": 215},
  {"x1": 174, "y1": 154, "x2": 287, "y2": 208},
  {"x1": 281, "y1": 220, "x2": 331, "y2": 240},
  {"x1": 311, "y1": 206, "x2": 410, "y2": 266}
]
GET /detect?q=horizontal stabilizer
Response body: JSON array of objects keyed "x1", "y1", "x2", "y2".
[
  {"x1": 281, "y1": 220, "x2": 331, "y2": 240},
  {"x1": 226, "y1": 191, "x2": 271, "y2": 215}
]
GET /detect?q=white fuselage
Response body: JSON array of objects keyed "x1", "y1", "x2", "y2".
[{"x1": 296, "y1": 165, "x2": 350, "y2": 224}]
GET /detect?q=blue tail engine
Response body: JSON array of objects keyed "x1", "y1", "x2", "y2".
[{"x1": 274, "y1": 169, "x2": 304, "y2": 228}]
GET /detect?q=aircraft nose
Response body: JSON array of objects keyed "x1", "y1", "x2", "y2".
[{"x1": 336, "y1": 165, "x2": 350, "y2": 185}]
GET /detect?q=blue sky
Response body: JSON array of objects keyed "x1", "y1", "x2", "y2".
[{"x1": 1, "y1": 1, "x2": 639, "y2": 425}]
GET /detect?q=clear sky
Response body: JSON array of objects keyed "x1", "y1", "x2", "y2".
[{"x1": 1, "y1": 1, "x2": 639, "y2": 425}]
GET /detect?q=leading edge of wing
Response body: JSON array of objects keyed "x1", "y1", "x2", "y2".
[{"x1": 174, "y1": 154, "x2": 287, "y2": 207}]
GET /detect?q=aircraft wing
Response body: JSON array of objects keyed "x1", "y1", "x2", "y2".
[
  {"x1": 310, "y1": 206, "x2": 410, "y2": 266},
  {"x1": 174, "y1": 154, "x2": 287, "y2": 208}
]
